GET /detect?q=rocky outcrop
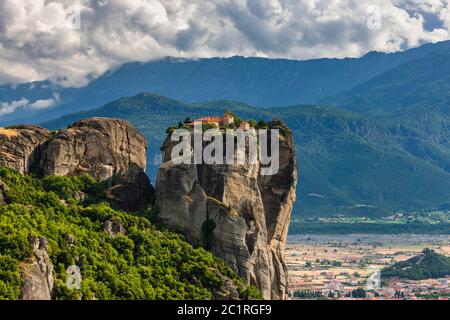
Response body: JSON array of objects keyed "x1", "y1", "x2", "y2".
[
  {"x1": 212, "y1": 274, "x2": 241, "y2": 300},
  {"x1": 0, "y1": 125, "x2": 51, "y2": 175},
  {"x1": 0, "y1": 178, "x2": 9, "y2": 205},
  {"x1": 41, "y1": 118, "x2": 145, "y2": 181},
  {"x1": 103, "y1": 219, "x2": 127, "y2": 237},
  {"x1": 1, "y1": 115, "x2": 297, "y2": 300},
  {"x1": 104, "y1": 171, "x2": 154, "y2": 212},
  {"x1": 156, "y1": 124, "x2": 297, "y2": 299},
  {"x1": 20, "y1": 236, "x2": 54, "y2": 300},
  {"x1": 0, "y1": 118, "x2": 155, "y2": 211},
  {"x1": 40, "y1": 118, "x2": 155, "y2": 211}
]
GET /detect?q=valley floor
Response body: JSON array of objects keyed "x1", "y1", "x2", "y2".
[
  {"x1": 289, "y1": 211, "x2": 450, "y2": 234},
  {"x1": 286, "y1": 234, "x2": 450, "y2": 300}
]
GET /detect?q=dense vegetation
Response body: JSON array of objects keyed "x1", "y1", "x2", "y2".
[
  {"x1": 382, "y1": 249, "x2": 450, "y2": 280},
  {"x1": 0, "y1": 167, "x2": 260, "y2": 300}
]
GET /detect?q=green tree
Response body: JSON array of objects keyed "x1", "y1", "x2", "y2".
[{"x1": 351, "y1": 288, "x2": 366, "y2": 298}]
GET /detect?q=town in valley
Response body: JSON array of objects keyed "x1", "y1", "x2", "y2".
[{"x1": 286, "y1": 234, "x2": 450, "y2": 300}]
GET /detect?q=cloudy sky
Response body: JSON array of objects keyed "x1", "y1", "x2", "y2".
[{"x1": 0, "y1": 0, "x2": 449, "y2": 87}]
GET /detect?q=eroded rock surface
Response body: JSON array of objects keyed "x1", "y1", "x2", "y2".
[
  {"x1": 0, "y1": 118, "x2": 155, "y2": 211},
  {"x1": 0, "y1": 125, "x2": 51, "y2": 175},
  {"x1": 41, "y1": 118, "x2": 155, "y2": 211},
  {"x1": 41, "y1": 118, "x2": 146, "y2": 181},
  {"x1": 0, "y1": 178, "x2": 9, "y2": 205},
  {"x1": 21, "y1": 236, "x2": 54, "y2": 300},
  {"x1": 103, "y1": 219, "x2": 127, "y2": 237},
  {"x1": 156, "y1": 125, "x2": 297, "y2": 299}
]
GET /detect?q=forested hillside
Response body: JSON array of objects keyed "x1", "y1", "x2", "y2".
[
  {"x1": 0, "y1": 167, "x2": 259, "y2": 300},
  {"x1": 382, "y1": 249, "x2": 450, "y2": 280}
]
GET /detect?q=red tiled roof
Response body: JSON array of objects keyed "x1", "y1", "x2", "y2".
[{"x1": 197, "y1": 116, "x2": 222, "y2": 122}]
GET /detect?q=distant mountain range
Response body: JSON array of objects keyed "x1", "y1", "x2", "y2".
[
  {"x1": 2, "y1": 40, "x2": 450, "y2": 218},
  {"x1": 322, "y1": 51, "x2": 450, "y2": 116},
  {"x1": 1, "y1": 40, "x2": 450, "y2": 125},
  {"x1": 42, "y1": 93, "x2": 450, "y2": 217}
]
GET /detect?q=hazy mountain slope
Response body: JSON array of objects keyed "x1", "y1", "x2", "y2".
[
  {"x1": 386, "y1": 105, "x2": 450, "y2": 173},
  {"x1": 322, "y1": 52, "x2": 450, "y2": 174},
  {"x1": 322, "y1": 52, "x2": 450, "y2": 116},
  {"x1": 2, "y1": 40, "x2": 450, "y2": 125},
  {"x1": 276, "y1": 105, "x2": 450, "y2": 216},
  {"x1": 42, "y1": 93, "x2": 450, "y2": 217}
]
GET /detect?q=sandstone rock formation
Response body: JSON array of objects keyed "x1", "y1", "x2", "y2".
[
  {"x1": 259, "y1": 132, "x2": 298, "y2": 299},
  {"x1": 0, "y1": 125, "x2": 51, "y2": 175},
  {"x1": 0, "y1": 118, "x2": 155, "y2": 212},
  {"x1": 21, "y1": 236, "x2": 54, "y2": 300},
  {"x1": 40, "y1": 118, "x2": 155, "y2": 211},
  {"x1": 41, "y1": 118, "x2": 146, "y2": 181},
  {"x1": 156, "y1": 124, "x2": 297, "y2": 299}
]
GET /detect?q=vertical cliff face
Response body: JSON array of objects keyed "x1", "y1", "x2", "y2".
[
  {"x1": 0, "y1": 125, "x2": 51, "y2": 175},
  {"x1": 156, "y1": 125, "x2": 298, "y2": 299},
  {"x1": 258, "y1": 135, "x2": 298, "y2": 299},
  {"x1": 20, "y1": 236, "x2": 54, "y2": 300},
  {"x1": 40, "y1": 118, "x2": 146, "y2": 182}
]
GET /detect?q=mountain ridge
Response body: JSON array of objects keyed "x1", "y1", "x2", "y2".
[
  {"x1": 2, "y1": 40, "x2": 450, "y2": 125},
  {"x1": 322, "y1": 51, "x2": 450, "y2": 175}
]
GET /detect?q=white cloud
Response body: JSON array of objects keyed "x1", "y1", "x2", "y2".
[
  {"x1": 0, "y1": 0, "x2": 449, "y2": 86},
  {"x1": 0, "y1": 99, "x2": 30, "y2": 116},
  {"x1": 29, "y1": 94, "x2": 60, "y2": 109},
  {"x1": 0, "y1": 94, "x2": 59, "y2": 115}
]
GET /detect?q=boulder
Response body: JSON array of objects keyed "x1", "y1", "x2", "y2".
[
  {"x1": 0, "y1": 118, "x2": 155, "y2": 211},
  {"x1": 212, "y1": 274, "x2": 241, "y2": 300},
  {"x1": 40, "y1": 118, "x2": 146, "y2": 181}
]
